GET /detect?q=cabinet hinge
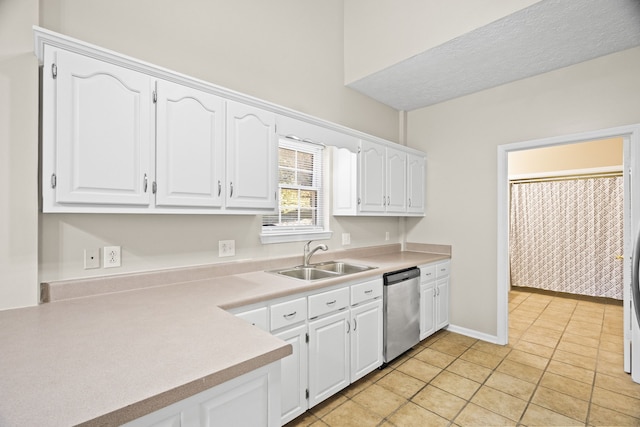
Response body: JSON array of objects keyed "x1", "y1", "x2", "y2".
[
  {"x1": 305, "y1": 332, "x2": 309, "y2": 343},
  {"x1": 51, "y1": 63, "x2": 57, "y2": 79},
  {"x1": 50, "y1": 173, "x2": 57, "y2": 189},
  {"x1": 152, "y1": 90, "x2": 157, "y2": 103},
  {"x1": 305, "y1": 389, "x2": 309, "y2": 399}
]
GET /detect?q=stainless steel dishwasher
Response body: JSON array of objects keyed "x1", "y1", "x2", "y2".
[{"x1": 383, "y1": 266, "x2": 420, "y2": 363}]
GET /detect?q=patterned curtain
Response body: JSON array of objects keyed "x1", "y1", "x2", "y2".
[{"x1": 509, "y1": 176, "x2": 623, "y2": 300}]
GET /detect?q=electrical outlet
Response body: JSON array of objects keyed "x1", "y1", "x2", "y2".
[
  {"x1": 385, "y1": 231, "x2": 390, "y2": 241},
  {"x1": 341, "y1": 233, "x2": 351, "y2": 245},
  {"x1": 103, "y1": 246, "x2": 121, "y2": 268},
  {"x1": 219, "y1": 240, "x2": 235, "y2": 257},
  {"x1": 84, "y1": 248, "x2": 100, "y2": 269}
]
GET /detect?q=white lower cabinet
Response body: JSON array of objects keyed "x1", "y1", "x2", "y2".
[
  {"x1": 274, "y1": 324, "x2": 308, "y2": 424},
  {"x1": 435, "y1": 277, "x2": 450, "y2": 330},
  {"x1": 123, "y1": 361, "x2": 281, "y2": 427},
  {"x1": 419, "y1": 261, "x2": 450, "y2": 340},
  {"x1": 269, "y1": 296, "x2": 308, "y2": 424},
  {"x1": 308, "y1": 309, "x2": 351, "y2": 407},
  {"x1": 350, "y1": 298, "x2": 383, "y2": 382},
  {"x1": 232, "y1": 277, "x2": 384, "y2": 423}
]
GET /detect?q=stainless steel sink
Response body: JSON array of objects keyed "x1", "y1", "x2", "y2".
[
  {"x1": 268, "y1": 261, "x2": 376, "y2": 281},
  {"x1": 312, "y1": 261, "x2": 376, "y2": 275},
  {"x1": 276, "y1": 267, "x2": 341, "y2": 281}
]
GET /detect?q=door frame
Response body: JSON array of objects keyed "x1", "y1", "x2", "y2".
[{"x1": 497, "y1": 124, "x2": 640, "y2": 382}]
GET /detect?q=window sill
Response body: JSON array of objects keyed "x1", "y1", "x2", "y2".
[{"x1": 260, "y1": 230, "x2": 333, "y2": 245}]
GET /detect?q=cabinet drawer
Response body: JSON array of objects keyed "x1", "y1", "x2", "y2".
[
  {"x1": 235, "y1": 306, "x2": 269, "y2": 331},
  {"x1": 308, "y1": 287, "x2": 349, "y2": 319},
  {"x1": 271, "y1": 297, "x2": 307, "y2": 331},
  {"x1": 436, "y1": 261, "x2": 450, "y2": 278},
  {"x1": 420, "y1": 264, "x2": 437, "y2": 282},
  {"x1": 351, "y1": 278, "x2": 382, "y2": 306}
]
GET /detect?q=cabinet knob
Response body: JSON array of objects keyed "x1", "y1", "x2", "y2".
[{"x1": 230, "y1": 182, "x2": 234, "y2": 197}]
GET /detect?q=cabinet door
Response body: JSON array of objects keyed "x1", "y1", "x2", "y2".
[
  {"x1": 359, "y1": 140, "x2": 386, "y2": 213},
  {"x1": 385, "y1": 147, "x2": 407, "y2": 213},
  {"x1": 225, "y1": 101, "x2": 277, "y2": 210},
  {"x1": 308, "y1": 310, "x2": 350, "y2": 407},
  {"x1": 274, "y1": 324, "x2": 308, "y2": 425},
  {"x1": 332, "y1": 147, "x2": 358, "y2": 216},
  {"x1": 51, "y1": 49, "x2": 154, "y2": 206},
  {"x1": 407, "y1": 154, "x2": 425, "y2": 214},
  {"x1": 435, "y1": 278, "x2": 450, "y2": 330},
  {"x1": 420, "y1": 282, "x2": 436, "y2": 340},
  {"x1": 123, "y1": 362, "x2": 280, "y2": 427},
  {"x1": 155, "y1": 80, "x2": 225, "y2": 208},
  {"x1": 350, "y1": 299, "x2": 383, "y2": 382}
]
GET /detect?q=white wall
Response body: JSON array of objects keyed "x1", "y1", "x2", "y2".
[
  {"x1": 406, "y1": 46, "x2": 640, "y2": 338},
  {"x1": 0, "y1": 0, "x2": 39, "y2": 309},
  {"x1": 35, "y1": 0, "x2": 402, "y2": 285},
  {"x1": 344, "y1": 0, "x2": 541, "y2": 84}
]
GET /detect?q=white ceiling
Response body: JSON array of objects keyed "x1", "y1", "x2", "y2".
[{"x1": 347, "y1": 0, "x2": 640, "y2": 111}]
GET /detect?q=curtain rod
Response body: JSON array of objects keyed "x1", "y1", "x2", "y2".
[{"x1": 510, "y1": 171, "x2": 622, "y2": 184}]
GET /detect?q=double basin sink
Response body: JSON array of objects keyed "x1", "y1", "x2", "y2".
[{"x1": 269, "y1": 261, "x2": 376, "y2": 281}]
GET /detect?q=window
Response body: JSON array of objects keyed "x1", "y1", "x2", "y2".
[{"x1": 260, "y1": 139, "x2": 331, "y2": 243}]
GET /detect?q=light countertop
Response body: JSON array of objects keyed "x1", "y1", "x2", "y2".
[{"x1": 0, "y1": 246, "x2": 449, "y2": 426}]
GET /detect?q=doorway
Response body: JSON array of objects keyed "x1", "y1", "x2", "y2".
[
  {"x1": 497, "y1": 124, "x2": 640, "y2": 384},
  {"x1": 508, "y1": 139, "x2": 623, "y2": 300}
]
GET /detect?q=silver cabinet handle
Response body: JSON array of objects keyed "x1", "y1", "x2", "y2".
[
  {"x1": 230, "y1": 182, "x2": 234, "y2": 197},
  {"x1": 347, "y1": 320, "x2": 351, "y2": 333},
  {"x1": 326, "y1": 300, "x2": 336, "y2": 306},
  {"x1": 217, "y1": 180, "x2": 221, "y2": 197},
  {"x1": 387, "y1": 196, "x2": 390, "y2": 205},
  {"x1": 143, "y1": 174, "x2": 148, "y2": 193},
  {"x1": 364, "y1": 289, "x2": 373, "y2": 294},
  {"x1": 283, "y1": 311, "x2": 297, "y2": 319},
  {"x1": 409, "y1": 198, "x2": 412, "y2": 207},
  {"x1": 353, "y1": 318, "x2": 357, "y2": 331}
]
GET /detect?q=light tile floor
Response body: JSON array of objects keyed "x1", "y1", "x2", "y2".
[{"x1": 285, "y1": 288, "x2": 640, "y2": 426}]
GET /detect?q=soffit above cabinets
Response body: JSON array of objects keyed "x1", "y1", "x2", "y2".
[{"x1": 347, "y1": 0, "x2": 640, "y2": 111}]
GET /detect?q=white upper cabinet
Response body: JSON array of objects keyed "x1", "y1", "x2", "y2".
[
  {"x1": 225, "y1": 101, "x2": 277, "y2": 210},
  {"x1": 35, "y1": 27, "x2": 424, "y2": 216},
  {"x1": 155, "y1": 80, "x2": 225, "y2": 208},
  {"x1": 359, "y1": 140, "x2": 387, "y2": 213},
  {"x1": 44, "y1": 48, "x2": 154, "y2": 208},
  {"x1": 333, "y1": 140, "x2": 423, "y2": 217},
  {"x1": 407, "y1": 153, "x2": 426, "y2": 214},
  {"x1": 385, "y1": 146, "x2": 407, "y2": 213}
]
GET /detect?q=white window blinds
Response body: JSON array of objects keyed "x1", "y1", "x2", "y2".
[{"x1": 261, "y1": 139, "x2": 326, "y2": 239}]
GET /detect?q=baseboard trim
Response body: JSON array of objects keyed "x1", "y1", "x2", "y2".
[{"x1": 446, "y1": 324, "x2": 501, "y2": 345}]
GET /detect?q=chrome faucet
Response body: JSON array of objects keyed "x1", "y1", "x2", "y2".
[{"x1": 303, "y1": 241, "x2": 328, "y2": 267}]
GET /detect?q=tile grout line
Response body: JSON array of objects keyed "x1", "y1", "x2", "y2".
[
  {"x1": 511, "y1": 291, "x2": 584, "y2": 426},
  {"x1": 584, "y1": 303, "x2": 606, "y2": 426}
]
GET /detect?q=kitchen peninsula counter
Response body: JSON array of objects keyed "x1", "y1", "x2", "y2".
[{"x1": 0, "y1": 244, "x2": 450, "y2": 426}]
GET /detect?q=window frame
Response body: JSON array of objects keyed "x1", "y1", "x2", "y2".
[{"x1": 260, "y1": 138, "x2": 332, "y2": 244}]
